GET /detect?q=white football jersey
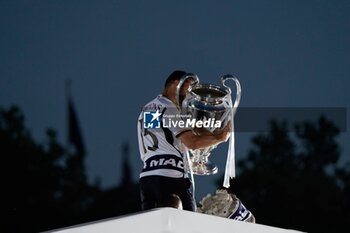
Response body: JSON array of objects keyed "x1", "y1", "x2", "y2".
[{"x1": 137, "y1": 95, "x2": 191, "y2": 178}]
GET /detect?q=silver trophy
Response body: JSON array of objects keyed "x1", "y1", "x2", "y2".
[{"x1": 176, "y1": 73, "x2": 241, "y2": 176}]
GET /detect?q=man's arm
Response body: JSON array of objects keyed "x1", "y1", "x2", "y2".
[{"x1": 177, "y1": 123, "x2": 231, "y2": 150}]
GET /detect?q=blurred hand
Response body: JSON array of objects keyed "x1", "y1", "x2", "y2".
[{"x1": 221, "y1": 121, "x2": 232, "y2": 142}]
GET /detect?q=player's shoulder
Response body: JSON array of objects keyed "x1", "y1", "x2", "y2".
[
  {"x1": 142, "y1": 95, "x2": 175, "y2": 111},
  {"x1": 157, "y1": 95, "x2": 176, "y2": 107}
]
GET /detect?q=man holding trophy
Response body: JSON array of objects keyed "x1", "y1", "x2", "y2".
[
  {"x1": 137, "y1": 70, "x2": 254, "y2": 222},
  {"x1": 138, "y1": 70, "x2": 230, "y2": 211}
]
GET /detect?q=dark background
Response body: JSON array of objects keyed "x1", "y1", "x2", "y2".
[{"x1": 1, "y1": 0, "x2": 349, "y2": 232}]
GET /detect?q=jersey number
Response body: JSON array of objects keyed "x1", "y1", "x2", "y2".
[{"x1": 139, "y1": 120, "x2": 159, "y2": 153}]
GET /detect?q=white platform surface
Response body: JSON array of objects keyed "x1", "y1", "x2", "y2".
[{"x1": 45, "y1": 208, "x2": 304, "y2": 233}]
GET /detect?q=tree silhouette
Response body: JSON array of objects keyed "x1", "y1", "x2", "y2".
[
  {"x1": 225, "y1": 116, "x2": 350, "y2": 232},
  {"x1": 0, "y1": 106, "x2": 101, "y2": 232},
  {"x1": 9, "y1": 102, "x2": 349, "y2": 232},
  {"x1": 335, "y1": 161, "x2": 350, "y2": 228}
]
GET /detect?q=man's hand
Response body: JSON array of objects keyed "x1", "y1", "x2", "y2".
[{"x1": 218, "y1": 121, "x2": 231, "y2": 142}]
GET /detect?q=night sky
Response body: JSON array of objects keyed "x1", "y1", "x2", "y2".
[{"x1": 1, "y1": 0, "x2": 349, "y2": 199}]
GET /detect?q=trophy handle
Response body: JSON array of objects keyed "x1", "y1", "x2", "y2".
[
  {"x1": 175, "y1": 73, "x2": 199, "y2": 108},
  {"x1": 221, "y1": 74, "x2": 241, "y2": 117},
  {"x1": 220, "y1": 74, "x2": 242, "y2": 188}
]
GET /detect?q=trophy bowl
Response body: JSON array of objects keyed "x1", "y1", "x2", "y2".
[{"x1": 177, "y1": 74, "x2": 233, "y2": 175}]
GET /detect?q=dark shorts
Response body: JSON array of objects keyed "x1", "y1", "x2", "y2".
[{"x1": 139, "y1": 175, "x2": 196, "y2": 211}]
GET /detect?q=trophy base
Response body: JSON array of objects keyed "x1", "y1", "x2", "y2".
[{"x1": 191, "y1": 161, "x2": 218, "y2": 175}]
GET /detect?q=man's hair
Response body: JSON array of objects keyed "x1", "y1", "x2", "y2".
[{"x1": 164, "y1": 70, "x2": 187, "y2": 88}]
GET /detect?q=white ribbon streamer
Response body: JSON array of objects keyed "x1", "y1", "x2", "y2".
[
  {"x1": 183, "y1": 146, "x2": 197, "y2": 211},
  {"x1": 223, "y1": 77, "x2": 241, "y2": 188}
]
